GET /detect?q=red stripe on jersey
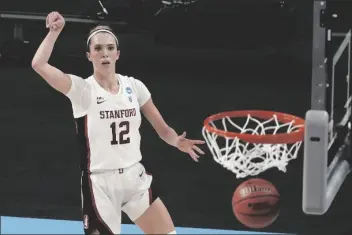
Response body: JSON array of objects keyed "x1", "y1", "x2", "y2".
[{"x1": 84, "y1": 116, "x2": 91, "y2": 172}]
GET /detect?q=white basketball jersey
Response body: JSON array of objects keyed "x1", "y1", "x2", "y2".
[{"x1": 65, "y1": 74, "x2": 151, "y2": 172}]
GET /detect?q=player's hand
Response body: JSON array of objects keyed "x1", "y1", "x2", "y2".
[
  {"x1": 175, "y1": 131, "x2": 205, "y2": 162},
  {"x1": 46, "y1": 11, "x2": 65, "y2": 32}
]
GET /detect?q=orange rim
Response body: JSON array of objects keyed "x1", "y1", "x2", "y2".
[{"x1": 203, "y1": 110, "x2": 305, "y2": 144}]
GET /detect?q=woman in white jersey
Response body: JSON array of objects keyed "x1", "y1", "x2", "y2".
[{"x1": 32, "y1": 11, "x2": 205, "y2": 235}]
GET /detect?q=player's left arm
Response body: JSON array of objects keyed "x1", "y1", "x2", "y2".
[
  {"x1": 141, "y1": 99, "x2": 205, "y2": 162},
  {"x1": 134, "y1": 78, "x2": 205, "y2": 161}
]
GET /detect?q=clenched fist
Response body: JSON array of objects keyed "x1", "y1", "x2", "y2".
[{"x1": 46, "y1": 11, "x2": 65, "y2": 32}]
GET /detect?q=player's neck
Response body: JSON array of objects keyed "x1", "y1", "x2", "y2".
[{"x1": 93, "y1": 71, "x2": 119, "y2": 94}]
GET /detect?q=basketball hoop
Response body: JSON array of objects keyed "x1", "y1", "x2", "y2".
[{"x1": 202, "y1": 110, "x2": 305, "y2": 179}]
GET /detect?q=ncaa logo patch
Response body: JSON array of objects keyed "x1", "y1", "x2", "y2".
[
  {"x1": 84, "y1": 215, "x2": 89, "y2": 229},
  {"x1": 126, "y1": 87, "x2": 132, "y2": 94}
]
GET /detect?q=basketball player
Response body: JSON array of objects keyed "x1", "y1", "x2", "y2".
[{"x1": 31, "y1": 11, "x2": 205, "y2": 235}]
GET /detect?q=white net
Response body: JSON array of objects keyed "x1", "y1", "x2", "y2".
[{"x1": 202, "y1": 114, "x2": 304, "y2": 179}]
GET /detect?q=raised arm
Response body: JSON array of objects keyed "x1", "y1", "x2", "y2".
[{"x1": 31, "y1": 11, "x2": 71, "y2": 95}]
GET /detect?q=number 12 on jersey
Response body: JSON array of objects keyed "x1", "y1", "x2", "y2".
[{"x1": 110, "y1": 121, "x2": 130, "y2": 145}]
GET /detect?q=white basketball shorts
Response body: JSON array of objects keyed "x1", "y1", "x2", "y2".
[{"x1": 80, "y1": 162, "x2": 157, "y2": 234}]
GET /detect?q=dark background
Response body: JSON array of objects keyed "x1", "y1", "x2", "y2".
[{"x1": 0, "y1": 1, "x2": 352, "y2": 234}]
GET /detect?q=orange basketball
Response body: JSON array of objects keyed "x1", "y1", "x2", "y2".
[{"x1": 232, "y1": 178, "x2": 280, "y2": 229}]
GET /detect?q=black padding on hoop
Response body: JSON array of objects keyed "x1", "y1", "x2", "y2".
[{"x1": 310, "y1": 137, "x2": 321, "y2": 142}]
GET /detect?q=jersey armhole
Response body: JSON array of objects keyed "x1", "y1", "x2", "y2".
[
  {"x1": 72, "y1": 82, "x2": 95, "y2": 118},
  {"x1": 79, "y1": 86, "x2": 95, "y2": 118}
]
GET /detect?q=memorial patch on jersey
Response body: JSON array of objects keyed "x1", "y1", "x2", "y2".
[{"x1": 100, "y1": 108, "x2": 137, "y2": 119}]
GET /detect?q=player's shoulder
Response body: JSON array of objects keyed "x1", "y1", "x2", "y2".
[
  {"x1": 118, "y1": 74, "x2": 138, "y2": 83},
  {"x1": 118, "y1": 73, "x2": 144, "y2": 88},
  {"x1": 79, "y1": 75, "x2": 99, "y2": 89},
  {"x1": 68, "y1": 74, "x2": 94, "y2": 83},
  {"x1": 85, "y1": 75, "x2": 95, "y2": 83}
]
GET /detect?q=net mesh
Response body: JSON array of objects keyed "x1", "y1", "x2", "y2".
[{"x1": 202, "y1": 114, "x2": 304, "y2": 178}]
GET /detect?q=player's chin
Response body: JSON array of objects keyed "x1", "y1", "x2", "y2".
[{"x1": 97, "y1": 64, "x2": 115, "y2": 73}]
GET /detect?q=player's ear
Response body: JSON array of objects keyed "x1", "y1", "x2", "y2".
[
  {"x1": 116, "y1": 50, "x2": 120, "y2": 60},
  {"x1": 86, "y1": 52, "x2": 92, "y2": 61}
]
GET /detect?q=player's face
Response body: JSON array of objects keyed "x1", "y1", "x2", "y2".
[{"x1": 87, "y1": 33, "x2": 120, "y2": 73}]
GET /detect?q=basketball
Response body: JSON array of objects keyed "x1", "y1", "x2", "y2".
[{"x1": 232, "y1": 178, "x2": 280, "y2": 229}]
